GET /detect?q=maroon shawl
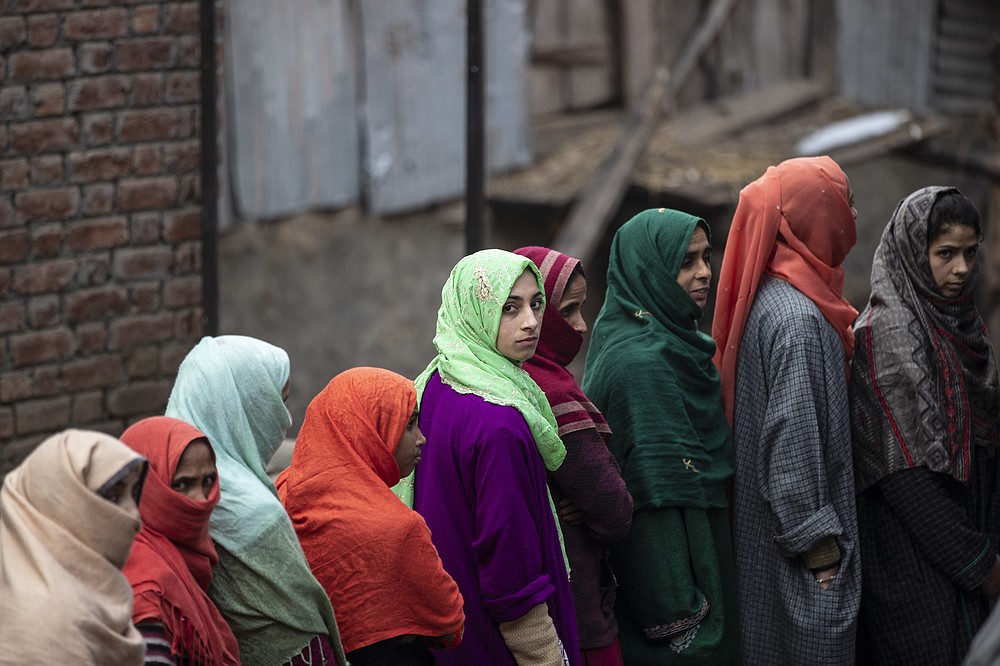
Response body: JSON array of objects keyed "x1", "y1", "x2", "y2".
[{"x1": 514, "y1": 246, "x2": 611, "y2": 441}]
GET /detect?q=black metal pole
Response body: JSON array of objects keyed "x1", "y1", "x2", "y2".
[
  {"x1": 465, "y1": 0, "x2": 485, "y2": 254},
  {"x1": 200, "y1": 0, "x2": 219, "y2": 336}
]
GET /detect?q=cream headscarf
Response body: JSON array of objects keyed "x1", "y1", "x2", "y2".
[{"x1": 0, "y1": 429, "x2": 147, "y2": 665}]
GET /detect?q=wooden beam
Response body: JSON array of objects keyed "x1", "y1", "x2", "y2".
[{"x1": 550, "y1": 0, "x2": 739, "y2": 264}]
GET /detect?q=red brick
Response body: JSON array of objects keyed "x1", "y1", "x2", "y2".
[
  {"x1": 163, "y1": 140, "x2": 199, "y2": 174},
  {"x1": 81, "y1": 183, "x2": 114, "y2": 215},
  {"x1": 12, "y1": 258, "x2": 76, "y2": 295},
  {"x1": 0, "y1": 268, "x2": 10, "y2": 297},
  {"x1": 77, "y1": 254, "x2": 110, "y2": 286},
  {"x1": 177, "y1": 173, "x2": 200, "y2": 205},
  {"x1": 164, "y1": 71, "x2": 199, "y2": 103},
  {"x1": 0, "y1": 229, "x2": 29, "y2": 263},
  {"x1": 15, "y1": 396, "x2": 71, "y2": 435},
  {"x1": 27, "y1": 14, "x2": 58, "y2": 48},
  {"x1": 67, "y1": 216, "x2": 127, "y2": 251},
  {"x1": 130, "y1": 73, "x2": 164, "y2": 106},
  {"x1": 0, "y1": 17, "x2": 26, "y2": 48},
  {"x1": 10, "y1": 118, "x2": 78, "y2": 154},
  {"x1": 117, "y1": 176, "x2": 177, "y2": 211},
  {"x1": 176, "y1": 105, "x2": 195, "y2": 138},
  {"x1": 78, "y1": 42, "x2": 114, "y2": 74},
  {"x1": 27, "y1": 294, "x2": 59, "y2": 328},
  {"x1": 119, "y1": 108, "x2": 178, "y2": 142},
  {"x1": 1, "y1": 372, "x2": 33, "y2": 403},
  {"x1": 1, "y1": 159, "x2": 29, "y2": 190},
  {"x1": 164, "y1": 275, "x2": 200, "y2": 308},
  {"x1": 0, "y1": 127, "x2": 7, "y2": 153},
  {"x1": 29, "y1": 82, "x2": 65, "y2": 116},
  {"x1": 62, "y1": 354, "x2": 124, "y2": 389},
  {"x1": 177, "y1": 35, "x2": 199, "y2": 68},
  {"x1": 72, "y1": 391, "x2": 104, "y2": 423},
  {"x1": 131, "y1": 5, "x2": 160, "y2": 34},
  {"x1": 163, "y1": 206, "x2": 200, "y2": 242},
  {"x1": 30, "y1": 223, "x2": 63, "y2": 257},
  {"x1": 116, "y1": 38, "x2": 177, "y2": 71},
  {"x1": 29, "y1": 155, "x2": 63, "y2": 186},
  {"x1": 0, "y1": 199, "x2": 14, "y2": 228},
  {"x1": 5, "y1": 0, "x2": 74, "y2": 11},
  {"x1": 130, "y1": 281, "x2": 160, "y2": 312},
  {"x1": 130, "y1": 212, "x2": 161, "y2": 243},
  {"x1": 68, "y1": 147, "x2": 131, "y2": 183},
  {"x1": 159, "y1": 341, "x2": 191, "y2": 374},
  {"x1": 109, "y1": 312, "x2": 173, "y2": 350},
  {"x1": 174, "y1": 308, "x2": 203, "y2": 338},
  {"x1": 0, "y1": 87, "x2": 30, "y2": 120},
  {"x1": 66, "y1": 284, "x2": 128, "y2": 323},
  {"x1": 114, "y1": 246, "x2": 172, "y2": 280},
  {"x1": 15, "y1": 187, "x2": 79, "y2": 223},
  {"x1": 134, "y1": 144, "x2": 161, "y2": 175},
  {"x1": 63, "y1": 8, "x2": 128, "y2": 41},
  {"x1": 30, "y1": 365, "x2": 63, "y2": 398},
  {"x1": 0, "y1": 302, "x2": 27, "y2": 334},
  {"x1": 174, "y1": 240, "x2": 200, "y2": 274},
  {"x1": 9, "y1": 48, "x2": 74, "y2": 82},
  {"x1": 126, "y1": 345, "x2": 158, "y2": 378},
  {"x1": 107, "y1": 379, "x2": 171, "y2": 417},
  {"x1": 10, "y1": 327, "x2": 74, "y2": 367},
  {"x1": 0, "y1": 407, "x2": 13, "y2": 439},
  {"x1": 68, "y1": 75, "x2": 129, "y2": 111},
  {"x1": 81, "y1": 112, "x2": 113, "y2": 146},
  {"x1": 163, "y1": 2, "x2": 199, "y2": 33},
  {"x1": 76, "y1": 322, "x2": 107, "y2": 353}
]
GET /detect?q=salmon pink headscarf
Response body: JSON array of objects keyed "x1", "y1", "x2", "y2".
[
  {"x1": 712, "y1": 155, "x2": 858, "y2": 423},
  {"x1": 276, "y1": 367, "x2": 464, "y2": 653},
  {"x1": 121, "y1": 417, "x2": 240, "y2": 666}
]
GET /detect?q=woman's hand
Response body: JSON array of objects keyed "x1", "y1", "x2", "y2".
[
  {"x1": 814, "y1": 564, "x2": 840, "y2": 590},
  {"x1": 558, "y1": 498, "x2": 585, "y2": 525}
]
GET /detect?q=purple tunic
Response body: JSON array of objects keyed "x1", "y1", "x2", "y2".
[{"x1": 414, "y1": 372, "x2": 580, "y2": 666}]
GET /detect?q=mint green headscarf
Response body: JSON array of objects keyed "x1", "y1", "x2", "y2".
[
  {"x1": 583, "y1": 209, "x2": 734, "y2": 512},
  {"x1": 166, "y1": 336, "x2": 345, "y2": 666},
  {"x1": 395, "y1": 249, "x2": 566, "y2": 505}
]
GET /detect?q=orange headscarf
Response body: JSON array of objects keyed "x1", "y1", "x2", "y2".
[
  {"x1": 712, "y1": 155, "x2": 858, "y2": 423},
  {"x1": 120, "y1": 417, "x2": 240, "y2": 666},
  {"x1": 275, "y1": 367, "x2": 464, "y2": 653}
]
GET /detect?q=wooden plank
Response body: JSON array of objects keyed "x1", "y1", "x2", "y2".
[
  {"x1": 224, "y1": 0, "x2": 360, "y2": 219},
  {"x1": 620, "y1": 0, "x2": 657, "y2": 109}
]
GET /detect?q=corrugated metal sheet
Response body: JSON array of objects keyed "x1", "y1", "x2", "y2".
[
  {"x1": 360, "y1": 0, "x2": 531, "y2": 215},
  {"x1": 931, "y1": 0, "x2": 998, "y2": 113},
  {"x1": 224, "y1": 0, "x2": 360, "y2": 220}
]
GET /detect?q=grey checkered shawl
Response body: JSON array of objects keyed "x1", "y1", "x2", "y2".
[{"x1": 732, "y1": 277, "x2": 861, "y2": 665}]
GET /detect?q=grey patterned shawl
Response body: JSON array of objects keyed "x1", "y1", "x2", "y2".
[{"x1": 851, "y1": 186, "x2": 1000, "y2": 491}]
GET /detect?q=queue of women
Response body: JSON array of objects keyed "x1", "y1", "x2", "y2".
[{"x1": 1, "y1": 155, "x2": 998, "y2": 666}]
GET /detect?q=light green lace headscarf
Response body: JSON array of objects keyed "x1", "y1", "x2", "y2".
[{"x1": 395, "y1": 249, "x2": 566, "y2": 505}]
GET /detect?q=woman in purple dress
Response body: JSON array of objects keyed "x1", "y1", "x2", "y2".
[{"x1": 411, "y1": 249, "x2": 579, "y2": 666}]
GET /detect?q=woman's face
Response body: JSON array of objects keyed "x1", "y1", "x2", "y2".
[
  {"x1": 172, "y1": 439, "x2": 218, "y2": 502},
  {"x1": 676, "y1": 227, "x2": 712, "y2": 308},
  {"x1": 99, "y1": 465, "x2": 144, "y2": 521},
  {"x1": 394, "y1": 408, "x2": 426, "y2": 478},
  {"x1": 558, "y1": 274, "x2": 588, "y2": 334},
  {"x1": 496, "y1": 268, "x2": 544, "y2": 362},
  {"x1": 928, "y1": 224, "x2": 979, "y2": 297}
]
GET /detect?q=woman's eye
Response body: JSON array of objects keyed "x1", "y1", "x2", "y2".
[
  {"x1": 172, "y1": 481, "x2": 187, "y2": 491},
  {"x1": 531, "y1": 299, "x2": 543, "y2": 310},
  {"x1": 938, "y1": 250, "x2": 951, "y2": 259},
  {"x1": 502, "y1": 303, "x2": 516, "y2": 314}
]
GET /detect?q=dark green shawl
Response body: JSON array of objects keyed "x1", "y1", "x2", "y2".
[{"x1": 582, "y1": 208, "x2": 733, "y2": 511}]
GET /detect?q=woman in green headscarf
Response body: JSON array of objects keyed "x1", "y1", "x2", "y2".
[
  {"x1": 166, "y1": 335, "x2": 347, "y2": 666},
  {"x1": 582, "y1": 208, "x2": 738, "y2": 665}
]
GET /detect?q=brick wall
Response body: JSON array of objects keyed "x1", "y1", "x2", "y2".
[{"x1": 0, "y1": 0, "x2": 204, "y2": 473}]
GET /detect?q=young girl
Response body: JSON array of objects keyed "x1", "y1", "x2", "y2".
[
  {"x1": 582, "y1": 209, "x2": 737, "y2": 665},
  {"x1": 120, "y1": 416, "x2": 241, "y2": 666},
  {"x1": 276, "y1": 367, "x2": 465, "y2": 665},
  {"x1": 412, "y1": 249, "x2": 579, "y2": 665},
  {"x1": 0, "y1": 430, "x2": 147, "y2": 665},
  {"x1": 514, "y1": 245, "x2": 633, "y2": 666},
  {"x1": 850, "y1": 187, "x2": 1000, "y2": 664},
  {"x1": 166, "y1": 335, "x2": 347, "y2": 666}
]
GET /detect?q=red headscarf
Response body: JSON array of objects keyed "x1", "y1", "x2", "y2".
[
  {"x1": 275, "y1": 367, "x2": 464, "y2": 653},
  {"x1": 514, "y1": 246, "x2": 611, "y2": 440},
  {"x1": 712, "y1": 155, "x2": 858, "y2": 423},
  {"x1": 120, "y1": 417, "x2": 240, "y2": 666}
]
